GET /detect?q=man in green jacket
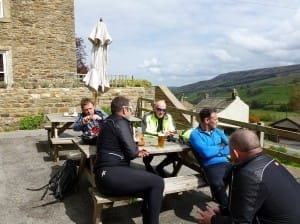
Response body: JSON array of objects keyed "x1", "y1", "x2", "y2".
[{"x1": 142, "y1": 100, "x2": 177, "y2": 177}]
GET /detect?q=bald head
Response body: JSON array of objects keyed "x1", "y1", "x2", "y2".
[{"x1": 230, "y1": 129, "x2": 261, "y2": 153}]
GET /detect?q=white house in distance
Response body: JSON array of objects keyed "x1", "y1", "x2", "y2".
[{"x1": 194, "y1": 89, "x2": 249, "y2": 127}]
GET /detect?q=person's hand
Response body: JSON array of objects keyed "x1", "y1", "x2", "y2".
[
  {"x1": 137, "y1": 148, "x2": 149, "y2": 158},
  {"x1": 197, "y1": 206, "x2": 216, "y2": 224},
  {"x1": 83, "y1": 114, "x2": 102, "y2": 125},
  {"x1": 91, "y1": 114, "x2": 102, "y2": 121},
  {"x1": 82, "y1": 115, "x2": 91, "y2": 125},
  {"x1": 165, "y1": 131, "x2": 176, "y2": 137}
]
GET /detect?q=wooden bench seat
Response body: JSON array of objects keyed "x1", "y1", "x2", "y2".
[
  {"x1": 50, "y1": 137, "x2": 75, "y2": 162},
  {"x1": 44, "y1": 125, "x2": 73, "y2": 140},
  {"x1": 89, "y1": 174, "x2": 207, "y2": 224}
]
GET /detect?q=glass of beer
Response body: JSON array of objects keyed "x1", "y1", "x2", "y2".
[{"x1": 158, "y1": 132, "x2": 165, "y2": 148}]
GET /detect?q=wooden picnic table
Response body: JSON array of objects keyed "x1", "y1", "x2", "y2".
[
  {"x1": 46, "y1": 114, "x2": 141, "y2": 139},
  {"x1": 73, "y1": 136, "x2": 207, "y2": 224},
  {"x1": 46, "y1": 113, "x2": 76, "y2": 138},
  {"x1": 73, "y1": 136, "x2": 191, "y2": 187}
]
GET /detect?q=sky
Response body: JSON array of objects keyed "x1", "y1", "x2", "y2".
[{"x1": 74, "y1": 0, "x2": 300, "y2": 87}]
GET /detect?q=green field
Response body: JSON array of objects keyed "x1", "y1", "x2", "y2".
[{"x1": 250, "y1": 109, "x2": 299, "y2": 124}]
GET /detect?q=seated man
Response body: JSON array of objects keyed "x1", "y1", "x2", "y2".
[
  {"x1": 72, "y1": 97, "x2": 108, "y2": 136},
  {"x1": 198, "y1": 129, "x2": 300, "y2": 224},
  {"x1": 93, "y1": 96, "x2": 164, "y2": 224},
  {"x1": 189, "y1": 108, "x2": 231, "y2": 211},
  {"x1": 142, "y1": 100, "x2": 177, "y2": 177}
]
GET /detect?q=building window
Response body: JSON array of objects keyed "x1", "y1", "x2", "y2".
[
  {"x1": 0, "y1": 52, "x2": 6, "y2": 83},
  {"x1": 0, "y1": 0, "x2": 3, "y2": 18}
]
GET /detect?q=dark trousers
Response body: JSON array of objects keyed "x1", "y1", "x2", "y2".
[
  {"x1": 143, "y1": 153, "x2": 179, "y2": 177},
  {"x1": 203, "y1": 162, "x2": 231, "y2": 209},
  {"x1": 95, "y1": 166, "x2": 164, "y2": 224}
]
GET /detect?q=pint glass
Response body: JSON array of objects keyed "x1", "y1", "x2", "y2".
[{"x1": 158, "y1": 133, "x2": 165, "y2": 148}]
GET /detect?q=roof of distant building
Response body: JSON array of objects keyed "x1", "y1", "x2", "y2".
[
  {"x1": 195, "y1": 97, "x2": 233, "y2": 113},
  {"x1": 270, "y1": 116, "x2": 300, "y2": 129},
  {"x1": 194, "y1": 88, "x2": 240, "y2": 113}
]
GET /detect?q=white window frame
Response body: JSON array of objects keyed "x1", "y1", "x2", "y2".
[
  {"x1": 0, "y1": 51, "x2": 7, "y2": 84},
  {"x1": 0, "y1": 0, "x2": 3, "y2": 18}
]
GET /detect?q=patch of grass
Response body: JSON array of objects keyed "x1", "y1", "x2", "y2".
[
  {"x1": 101, "y1": 106, "x2": 111, "y2": 116},
  {"x1": 250, "y1": 109, "x2": 298, "y2": 124},
  {"x1": 269, "y1": 145, "x2": 287, "y2": 153},
  {"x1": 20, "y1": 113, "x2": 45, "y2": 130}
]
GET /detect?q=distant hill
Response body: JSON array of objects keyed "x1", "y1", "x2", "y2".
[{"x1": 170, "y1": 64, "x2": 300, "y2": 106}]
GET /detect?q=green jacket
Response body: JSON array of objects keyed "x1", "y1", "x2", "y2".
[{"x1": 142, "y1": 111, "x2": 176, "y2": 136}]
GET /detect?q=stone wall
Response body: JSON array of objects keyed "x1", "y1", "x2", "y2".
[
  {"x1": 0, "y1": 87, "x2": 154, "y2": 131},
  {"x1": 0, "y1": 0, "x2": 76, "y2": 88}
]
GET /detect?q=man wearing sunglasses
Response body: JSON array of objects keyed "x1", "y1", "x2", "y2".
[{"x1": 142, "y1": 100, "x2": 177, "y2": 177}]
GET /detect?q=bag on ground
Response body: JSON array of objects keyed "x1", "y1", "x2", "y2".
[{"x1": 27, "y1": 159, "x2": 78, "y2": 201}]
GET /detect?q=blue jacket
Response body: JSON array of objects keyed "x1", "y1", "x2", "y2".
[{"x1": 189, "y1": 127, "x2": 229, "y2": 167}]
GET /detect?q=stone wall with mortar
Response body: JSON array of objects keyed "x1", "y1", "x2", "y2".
[
  {"x1": 0, "y1": 0, "x2": 76, "y2": 88},
  {"x1": 0, "y1": 87, "x2": 154, "y2": 131}
]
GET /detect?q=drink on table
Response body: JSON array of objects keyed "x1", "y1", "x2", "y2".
[{"x1": 158, "y1": 132, "x2": 165, "y2": 148}]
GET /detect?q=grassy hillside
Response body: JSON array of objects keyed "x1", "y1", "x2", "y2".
[
  {"x1": 171, "y1": 65, "x2": 300, "y2": 122},
  {"x1": 172, "y1": 66, "x2": 300, "y2": 106}
]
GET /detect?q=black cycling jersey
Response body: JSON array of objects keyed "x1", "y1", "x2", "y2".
[
  {"x1": 212, "y1": 153, "x2": 300, "y2": 224},
  {"x1": 93, "y1": 114, "x2": 164, "y2": 224}
]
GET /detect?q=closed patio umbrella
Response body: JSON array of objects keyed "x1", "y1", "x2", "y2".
[{"x1": 84, "y1": 18, "x2": 112, "y2": 103}]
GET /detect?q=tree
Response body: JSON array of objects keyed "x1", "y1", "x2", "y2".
[{"x1": 76, "y1": 37, "x2": 89, "y2": 74}]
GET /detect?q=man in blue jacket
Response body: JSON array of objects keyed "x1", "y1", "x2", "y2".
[{"x1": 189, "y1": 108, "x2": 231, "y2": 211}]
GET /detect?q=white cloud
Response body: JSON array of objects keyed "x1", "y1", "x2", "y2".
[
  {"x1": 212, "y1": 49, "x2": 240, "y2": 62},
  {"x1": 75, "y1": 0, "x2": 300, "y2": 86},
  {"x1": 138, "y1": 57, "x2": 162, "y2": 74}
]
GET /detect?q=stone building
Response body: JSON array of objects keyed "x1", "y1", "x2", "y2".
[
  {"x1": 0, "y1": 0, "x2": 153, "y2": 132},
  {"x1": 0, "y1": 0, "x2": 76, "y2": 88}
]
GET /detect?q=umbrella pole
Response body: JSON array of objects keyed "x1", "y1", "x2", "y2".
[{"x1": 93, "y1": 91, "x2": 98, "y2": 107}]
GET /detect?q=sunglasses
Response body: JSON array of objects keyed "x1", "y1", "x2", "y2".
[{"x1": 156, "y1": 107, "x2": 166, "y2": 112}]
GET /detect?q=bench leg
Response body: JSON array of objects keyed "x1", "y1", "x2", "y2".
[
  {"x1": 47, "y1": 129, "x2": 51, "y2": 142},
  {"x1": 92, "y1": 197, "x2": 103, "y2": 224},
  {"x1": 171, "y1": 160, "x2": 183, "y2": 176},
  {"x1": 51, "y1": 145, "x2": 59, "y2": 162}
]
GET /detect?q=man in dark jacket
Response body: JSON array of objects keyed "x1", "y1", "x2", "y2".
[
  {"x1": 198, "y1": 129, "x2": 300, "y2": 224},
  {"x1": 72, "y1": 97, "x2": 107, "y2": 134},
  {"x1": 93, "y1": 96, "x2": 164, "y2": 224}
]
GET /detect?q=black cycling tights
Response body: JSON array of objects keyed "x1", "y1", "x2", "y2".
[{"x1": 95, "y1": 166, "x2": 164, "y2": 224}]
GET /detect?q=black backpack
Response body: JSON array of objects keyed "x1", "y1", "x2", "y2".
[{"x1": 27, "y1": 159, "x2": 78, "y2": 201}]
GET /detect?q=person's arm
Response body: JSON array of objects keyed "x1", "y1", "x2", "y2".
[
  {"x1": 116, "y1": 119, "x2": 139, "y2": 160},
  {"x1": 189, "y1": 131, "x2": 223, "y2": 159},
  {"x1": 228, "y1": 170, "x2": 266, "y2": 223},
  {"x1": 165, "y1": 114, "x2": 176, "y2": 134},
  {"x1": 72, "y1": 114, "x2": 85, "y2": 131},
  {"x1": 216, "y1": 129, "x2": 229, "y2": 156}
]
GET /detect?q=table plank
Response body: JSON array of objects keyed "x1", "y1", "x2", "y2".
[
  {"x1": 46, "y1": 113, "x2": 77, "y2": 123},
  {"x1": 73, "y1": 137, "x2": 190, "y2": 158}
]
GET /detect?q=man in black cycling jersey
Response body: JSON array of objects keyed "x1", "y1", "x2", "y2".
[
  {"x1": 93, "y1": 96, "x2": 164, "y2": 224},
  {"x1": 198, "y1": 129, "x2": 300, "y2": 224}
]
